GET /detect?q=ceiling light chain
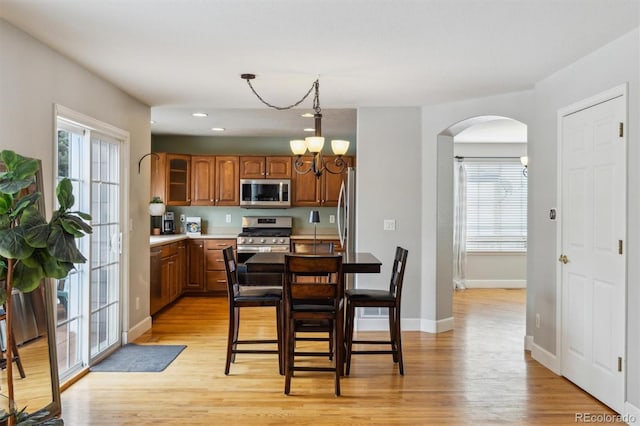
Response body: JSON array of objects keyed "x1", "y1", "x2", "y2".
[
  {"x1": 241, "y1": 74, "x2": 318, "y2": 111},
  {"x1": 241, "y1": 73, "x2": 349, "y2": 178}
]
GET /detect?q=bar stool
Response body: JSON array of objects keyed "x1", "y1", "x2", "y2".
[
  {"x1": 0, "y1": 307, "x2": 26, "y2": 378},
  {"x1": 344, "y1": 246, "x2": 408, "y2": 375}
]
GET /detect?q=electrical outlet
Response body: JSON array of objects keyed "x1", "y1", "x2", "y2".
[
  {"x1": 329, "y1": 215, "x2": 335, "y2": 224},
  {"x1": 179, "y1": 214, "x2": 186, "y2": 223},
  {"x1": 225, "y1": 214, "x2": 232, "y2": 223},
  {"x1": 383, "y1": 219, "x2": 396, "y2": 231},
  {"x1": 535, "y1": 313, "x2": 540, "y2": 328}
]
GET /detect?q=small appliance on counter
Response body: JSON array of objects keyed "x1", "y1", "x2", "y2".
[
  {"x1": 162, "y1": 212, "x2": 175, "y2": 234},
  {"x1": 185, "y1": 216, "x2": 202, "y2": 236}
]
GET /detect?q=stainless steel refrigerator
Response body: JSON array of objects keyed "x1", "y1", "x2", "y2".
[{"x1": 337, "y1": 167, "x2": 356, "y2": 254}]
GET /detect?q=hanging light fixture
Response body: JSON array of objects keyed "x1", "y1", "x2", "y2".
[{"x1": 241, "y1": 73, "x2": 349, "y2": 178}]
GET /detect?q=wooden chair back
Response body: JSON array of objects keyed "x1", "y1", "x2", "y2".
[
  {"x1": 389, "y1": 247, "x2": 409, "y2": 305},
  {"x1": 222, "y1": 246, "x2": 240, "y2": 299},
  {"x1": 284, "y1": 255, "x2": 343, "y2": 309}
]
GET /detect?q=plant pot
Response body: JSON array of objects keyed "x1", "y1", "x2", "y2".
[{"x1": 148, "y1": 203, "x2": 165, "y2": 216}]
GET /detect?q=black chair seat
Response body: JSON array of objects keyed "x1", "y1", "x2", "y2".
[
  {"x1": 236, "y1": 286, "x2": 281, "y2": 298},
  {"x1": 345, "y1": 289, "x2": 395, "y2": 302}
]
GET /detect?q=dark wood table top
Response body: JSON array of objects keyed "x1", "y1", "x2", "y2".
[{"x1": 244, "y1": 252, "x2": 382, "y2": 274}]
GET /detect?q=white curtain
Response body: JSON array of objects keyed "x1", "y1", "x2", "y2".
[{"x1": 453, "y1": 160, "x2": 467, "y2": 290}]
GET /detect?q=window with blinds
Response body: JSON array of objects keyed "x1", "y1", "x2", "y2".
[{"x1": 465, "y1": 161, "x2": 527, "y2": 252}]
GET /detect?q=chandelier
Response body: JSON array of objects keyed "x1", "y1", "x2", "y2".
[{"x1": 241, "y1": 74, "x2": 349, "y2": 178}]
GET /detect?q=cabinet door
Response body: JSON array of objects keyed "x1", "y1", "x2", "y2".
[
  {"x1": 150, "y1": 247, "x2": 163, "y2": 315},
  {"x1": 166, "y1": 154, "x2": 191, "y2": 206},
  {"x1": 239, "y1": 156, "x2": 265, "y2": 179},
  {"x1": 266, "y1": 156, "x2": 291, "y2": 178},
  {"x1": 175, "y1": 241, "x2": 186, "y2": 298},
  {"x1": 215, "y1": 156, "x2": 240, "y2": 206},
  {"x1": 321, "y1": 156, "x2": 352, "y2": 206},
  {"x1": 291, "y1": 156, "x2": 321, "y2": 207},
  {"x1": 191, "y1": 156, "x2": 215, "y2": 206},
  {"x1": 150, "y1": 152, "x2": 166, "y2": 203},
  {"x1": 186, "y1": 240, "x2": 205, "y2": 291}
]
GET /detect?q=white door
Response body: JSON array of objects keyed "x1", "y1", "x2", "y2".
[{"x1": 560, "y1": 93, "x2": 626, "y2": 412}]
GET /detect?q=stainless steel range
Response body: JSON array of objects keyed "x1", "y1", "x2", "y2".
[{"x1": 236, "y1": 216, "x2": 291, "y2": 262}]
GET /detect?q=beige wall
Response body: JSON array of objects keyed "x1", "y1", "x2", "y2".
[{"x1": 0, "y1": 19, "x2": 152, "y2": 337}]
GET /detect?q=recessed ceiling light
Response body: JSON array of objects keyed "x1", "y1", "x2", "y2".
[
  {"x1": 192, "y1": 112, "x2": 208, "y2": 117},
  {"x1": 303, "y1": 128, "x2": 315, "y2": 132},
  {"x1": 301, "y1": 113, "x2": 314, "y2": 118},
  {"x1": 150, "y1": 120, "x2": 156, "y2": 124},
  {"x1": 211, "y1": 127, "x2": 225, "y2": 132}
]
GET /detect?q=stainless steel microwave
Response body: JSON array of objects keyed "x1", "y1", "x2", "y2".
[{"x1": 240, "y1": 179, "x2": 291, "y2": 208}]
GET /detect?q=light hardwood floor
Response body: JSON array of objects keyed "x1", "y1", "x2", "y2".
[{"x1": 60, "y1": 289, "x2": 614, "y2": 425}]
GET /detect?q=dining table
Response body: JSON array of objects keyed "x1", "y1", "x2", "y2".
[{"x1": 243, "y1": 251, "x2": 382, "y2": 276}]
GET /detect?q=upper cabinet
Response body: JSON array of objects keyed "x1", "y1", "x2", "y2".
[
  {"x1": 240, "y1": 156, "x2": 291, "y2": 179},
  {"x1": 190, "y1": 155, "x2": 239, "y2": 206},
  {"x1": 291, "y1": 156, "x2": 353, "y2": 207},
  {"x1": 151, "y1": 153, "x2": 191, "y2": 206}
]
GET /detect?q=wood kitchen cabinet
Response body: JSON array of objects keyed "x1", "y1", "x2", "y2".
[
  {"x1": 151, "y1": 153, "x2": 191, "y2": 206},
  {"x1": 291, "y1": 156, "x2": 353, "y2": 207},
  {"x1": 240, "y1": 156, "x2": 291, "y2": 179},
  {"x1": 186, "y1": 239, "x2": 205, "y2": 292},
  {"x1": 205, "y1": 239, "x2": 236, "y2": 294},
  {"x1": 190, "y1": 155, "x2": 239, "y2": 206},
  {"x1": 150, "y1": 241, "x2": 183, "y2": 315}
]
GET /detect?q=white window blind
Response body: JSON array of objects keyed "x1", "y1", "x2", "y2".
[{"x1": 465, "y1": 160, "x2": 527, "y2": 252}]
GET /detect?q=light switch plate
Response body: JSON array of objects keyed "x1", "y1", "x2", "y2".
[
  {"x1": 225, "y1": 214, "x2": 232, "y2": 223},
  {"x1": 383, "y1": 219, "x2": 396, "y2": 231},
  {"x1": 329, "y1": 215, "x2": 335, "y2": 224}
]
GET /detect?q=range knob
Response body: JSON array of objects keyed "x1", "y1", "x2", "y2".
[
  {"x1": 238, "y1": 238, "x2": 245, "y2": 244},
  {"x1": 279, "y1": 238, "x2": 285, "y2": 244},
  {"x1": 260, "y1": 238, "x2": 266, "y2": 243},
  {"x1": 248, "y1": 238, "x2": 254, "y2": 244},
  {"x1": 272, "y1": 238, "x2": 277, "y2": 243}
]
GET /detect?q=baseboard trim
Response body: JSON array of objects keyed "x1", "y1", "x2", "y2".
[
  {"x1": 524, "y1": 335, "x2": 533, "y2": 351},
  {"x1": 624, "y1": 401, "x2": 640, "y2": 425},
  {"x1": 465, "y1": 279, "x2": 526, "y2": 289},
  {"x1": 123, "y1": 316, "x2": 152, "y2": 344},
  {"x1": 531, "y1": 340, "x2": 561, "y2": 375},
  {"x1": 422, "y1": 316, "x2": 454, "y2": 333}
]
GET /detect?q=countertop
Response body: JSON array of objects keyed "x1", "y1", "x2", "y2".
[{"x1": 150, "y1": 233, "x2": 339, "y2": 247}]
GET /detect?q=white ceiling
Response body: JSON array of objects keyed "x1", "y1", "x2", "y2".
[{"x1": 1, "y1": 0, "x2": 638, "y2": 138}]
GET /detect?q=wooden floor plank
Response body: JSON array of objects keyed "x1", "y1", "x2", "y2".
[{"x1": 60, "y1": 289, "x2": 615, "y2": 425}]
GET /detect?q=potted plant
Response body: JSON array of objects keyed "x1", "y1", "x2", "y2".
[
  {"x1": 0, "y1": 150, "x2": 91, "y2": 425},
  {"x1": 148, "y1": 196, "x2": 165, "y2": 235}
]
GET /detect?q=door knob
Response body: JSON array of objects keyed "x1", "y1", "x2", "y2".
[{"x1": 558, "y1": 254, "x2": 569, "y2": 264}]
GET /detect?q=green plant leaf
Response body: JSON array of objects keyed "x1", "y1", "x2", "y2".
[
  {"x1": 47, "y1": 225, "x2": 87, "y2": 263},
  {"x1": 56, "y1": 178, "x2": 75, "y2": 211},
  {"x1": 11, "y1": 191, "x2": 41, "y2": 220},
  {"x1": 0, "y1": 227, "x2": 34, "y2": 259},
  {"x1": 0, "y1": 193, "x2": 13, "y2": 214},
  {"x1": 0, "y1": 288, "x2": 6, "y2": 306},
  {"x1": 21, "y1": 206, "x2": 49, "y2": 248},
  {"x1": 12, "y1": 262, "x2": 44, "y2": 293},
  {"x1": 0, "y1": 176, "x2": 34, "y2": 195},
  {"x1": 0, "y1": 257, "x2": 6, "y2": 281},
  {"x1": 61, "y1": 213, "x2": 93, "y2": 235},
  {"x1": 74, "y1": 211, "x2": 92, "y2": 221},
  {"x1": 0, "y1": 150, "x2": 19, "y2": 170},
  {"x1": 12, "y1": 157, "x2": 39, "y2": 180}
]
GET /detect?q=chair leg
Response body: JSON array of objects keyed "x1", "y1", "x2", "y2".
[
  {"x1": 345, "y1": 300, "x2": 354, "y2": 376},
  {"x1": 395, "y1": 307, "x2": 404, "y2": 375},
  {"x1": 225, "y1": 303, "x2": 236, "y2": 375},
  {"x1": 231, "y1": 307, "x2": 240, "y2": 363},
  {"x1": 284, "y1": 317, "x2": 295, "y2": 395},
  {"x1": 388, "y1": 307, "x2": 398, "y2": 363},
  {"x1": 335, "y1": 307, "x2": 343, "y2": 396},
  {"x1": 276, "y1": 302, "x2": 283, "y2": 375},
  {"x1": 11, "y1": 338, "x2": 25, "y2": 379}
]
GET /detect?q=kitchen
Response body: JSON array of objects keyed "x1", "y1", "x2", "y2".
[{"x1": 148, "y1": 127, "x2": 358, "y2": 314}]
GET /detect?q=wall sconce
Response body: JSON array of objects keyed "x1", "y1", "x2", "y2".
[{"x1": 520, "y1": 156, "x2": 528, "y2": 177}]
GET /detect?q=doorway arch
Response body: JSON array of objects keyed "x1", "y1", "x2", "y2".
[{"x1": 435, "y1": 115, "x2": 528, "y2": 331}]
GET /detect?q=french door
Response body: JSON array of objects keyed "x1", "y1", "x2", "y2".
[{"x1": 55, "y1": 109, "x2": 126, "y2": 381}]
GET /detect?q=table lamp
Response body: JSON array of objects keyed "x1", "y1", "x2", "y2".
[{"x1": 309, "y1": 210, "x2": 320, "y2": 253}]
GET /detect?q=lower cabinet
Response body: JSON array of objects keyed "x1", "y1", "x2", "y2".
[
  {"x1": 205, "y1": 239, "x2": 236, "y2": 294},
  {"x1": 186, "y1": 239, "x2": 205, "y2": 291},
  {"x1": 150, "y1": 241, "x2": 182, "y2": 315}
]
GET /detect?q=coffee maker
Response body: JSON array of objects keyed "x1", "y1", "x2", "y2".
[{"x1": 162, "y1": 212, "x2": 175, "y2": 234}]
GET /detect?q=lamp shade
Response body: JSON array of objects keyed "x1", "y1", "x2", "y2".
[
  {"x1": 331, "y1": 139, "x2": 350, "y2": 156},
  {"x1": 305, "y1": 136, "x2": 325, "y2": 153},
  {"x1": 309, "y1": 210, "x2": 320, "y2": 224},
  {"x1": 290, "y1": 139, "x2": 307, "y2": 156}
]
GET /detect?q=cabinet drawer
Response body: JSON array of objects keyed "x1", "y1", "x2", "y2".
[
  {"x1": 205, "y1": 239, "x2": 236, "y2": 249},
  {"x1": 207, "y1": 271, "x2": 228, "y2": 292},
  {"x1": 206, "y1": 249, "x2": 226, "y2": 270},
  {"x1": 160, "y1": 243, "x2": 177, "y2": 258}
]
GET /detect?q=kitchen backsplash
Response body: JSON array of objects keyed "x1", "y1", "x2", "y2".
[{"x1": 165, "y1": 206, "x2": 340, "y2": 235}]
